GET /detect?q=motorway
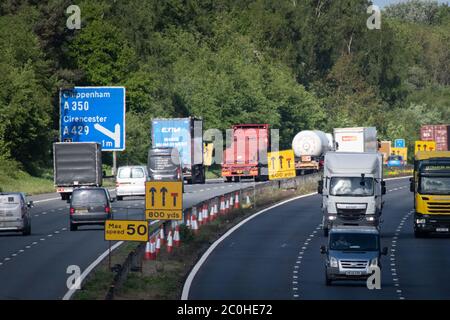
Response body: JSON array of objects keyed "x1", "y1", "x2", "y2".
[
  {"x1": 0, "y1": 179, "x2": 258, "y2": 300},
  {"x1": 186, "y1": 177, "x2": 450, "y2": 300}
]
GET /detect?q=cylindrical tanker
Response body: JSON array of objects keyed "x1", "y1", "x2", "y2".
[{"x1": 292, "y1": 130, "x2": 331, "y2": 157}]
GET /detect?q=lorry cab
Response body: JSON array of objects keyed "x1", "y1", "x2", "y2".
[
  {"x1": 319, "y1": 152, "x2": 386, "y2": 236},
  {"x1": 411, "y1": 151, "x2": 450, "y2": 237},
  {"x1": 0, "y1": 193, "x2": 33, "y2": 236},
  {"x1": 320, "y1": 226, "x2": 388, "y2": 286}
]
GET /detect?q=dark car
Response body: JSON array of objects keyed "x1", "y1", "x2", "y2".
[{"x1": 69, "y1": 187, "x2": 114, "y2": 231}]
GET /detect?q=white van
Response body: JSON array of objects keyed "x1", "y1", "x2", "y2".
[
  {"x1": 115, "y1": 166, "x2": 148, "y2": 200},
  {"x1": 0, "y1": 193, "x2": 32, "y2": 235}
]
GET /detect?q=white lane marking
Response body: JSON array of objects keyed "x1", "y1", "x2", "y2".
[
  {"x1": 32, "y1": 197, "x2": 61, "y2": 204},
  {"x1": 4, "y1": 258, "x2": 10, "y2": 261},
  {"x1": 181, "y1": 192, "x2": 318, "y2": 300},
  {"x1": 62, "y1": 241, "x2": 124, "y2": 300}
]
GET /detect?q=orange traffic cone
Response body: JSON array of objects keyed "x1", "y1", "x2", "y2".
[
  {"x1": 174, "y1": 225, "x2": 181, "y2": 247},
  {"x1": 234, "y1": 191, "x2": 240, "y2": 209},
  {"x1": 210, "y1": 204, "x2": 215, "y2": 221},
  {"x1": 225, "y1": 196, "x2": 230, "y2": 213},
  {"x1": 144, "y1": 241, "x2": 152, "y2": 260},
  {"x1": 167, "y1": 230, "x2": 173, "y2": 253},
  {"x1": 159, "y1": 226, "x2": 165, "y2": 246},
  {"x1": 155, "y1": 236, "x2": 161, "y2": 256},
  {"x1": 191, "y1": 214, "x2": 199, "y2": 234},
  {"x1": 198, "y1": 206, "x2": 204, "y2": 226},
  {"x1": 230, "y1": 194, "x2": 234, "y2": 208},
  {"x1": 220, "y1": 196, "x2": 225, "y2": 215},
  {"x1": 186, "y1": 213, "x2": 191, "y2": 228},
  {"x1": 204, "y1": 203, "x2": 209, "y2": 223}
]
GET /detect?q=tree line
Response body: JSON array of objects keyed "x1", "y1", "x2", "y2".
[{"x1": 0, "y1": 0, "x2": 449, "y2": 174}]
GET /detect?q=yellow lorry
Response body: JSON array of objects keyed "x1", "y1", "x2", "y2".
[{"x1": 410, "y1": 151, "x2": 450, "y2": 237}]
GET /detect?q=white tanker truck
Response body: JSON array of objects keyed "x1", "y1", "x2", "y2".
[{"x1": 291, "y1": 130, "x2": 334, "y2": 174}]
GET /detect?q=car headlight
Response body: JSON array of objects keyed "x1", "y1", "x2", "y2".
[
  {"x1": 330, "y1": 257, "x2": 338, "y2": 268},
  {"x1": 416, "y1": 219, "x2": 426, "y2": 224},
  {"x1": 370, "y1": 258, "x2": 378, "y2": 266}
]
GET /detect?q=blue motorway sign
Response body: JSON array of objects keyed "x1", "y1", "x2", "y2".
[
  {"x1": 394, "y1": 139, "x2": 405, "y2": 148},
  {"x1": 60, "y1": 87, "x2": 126, "y2": 151}
]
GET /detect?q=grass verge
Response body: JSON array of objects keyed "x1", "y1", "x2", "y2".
[{"x1": 74, "y1": 176, "x2": 318, "y2": 300}]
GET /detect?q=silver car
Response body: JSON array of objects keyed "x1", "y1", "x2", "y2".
[
  {"x1": 320, "y1": 226, "x2": 388, "y2": 285},
  {"x1": 0, "y1": 193, "x2": 32, "y2": 236},
  {"x1": 115, "y1": 166, "x2": 148, "y2": 201}
]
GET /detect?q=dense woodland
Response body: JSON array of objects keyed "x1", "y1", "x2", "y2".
[{"x1": 0, "y1": 0, "x2": 449, "y2": 174}]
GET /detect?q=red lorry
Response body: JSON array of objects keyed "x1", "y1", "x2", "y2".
[
  {"x1": 421, "y1": 124, "x2": 450, "y2": 151},
  {"x1": 222, "y1": 124, "x2": 270, "y2": 182}
]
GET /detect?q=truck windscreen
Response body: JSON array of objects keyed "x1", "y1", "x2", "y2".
[
  {"x1": 330, "y1": 233, "x2": 379, "y2": 251},
  {"x1": 329, "y1": 177, "x2": 374, "y2": 197},
  {"x1": 420, "y1": 176, "x2": 450, "y2": 195}
]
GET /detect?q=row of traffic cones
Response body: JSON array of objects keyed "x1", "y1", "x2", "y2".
[{"x1": 144, "y1": 225, "x2": 181, "y2": 260}]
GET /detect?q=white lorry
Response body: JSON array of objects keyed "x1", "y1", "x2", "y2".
[
  {"x1": 334, "y1": 127, "x2": 378, "y2": 153},
  {"x1": 318, "y1": 152, "x2": 386, "y2": 236}
]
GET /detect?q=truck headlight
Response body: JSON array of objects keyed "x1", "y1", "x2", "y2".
[
  {"x1": 416, "y1": 219, "x2": 426, "y2": 224},
  {"x1": 328, "y1": 215, "x2": 337, "y2": 221},
  {"x1": 366, "y1": 216, "x2": 376, "y2": 222},
  {"x1": 330, "y1": 257, "x2": 338, "y2": 268},
  {"x1": 370, "y1": 258, "x2": 378, "y2": 266}
]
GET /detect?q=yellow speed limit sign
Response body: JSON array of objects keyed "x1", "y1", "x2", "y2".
[
  {"x1": 268, "y1": 149, "x2": 296, "y2": 180},
  {"x1": 104, "y1": 220, "x2": 148, "y2": 242},
  {"x1": 145, "y1": 181, "x2": 183, "y2": 220}
]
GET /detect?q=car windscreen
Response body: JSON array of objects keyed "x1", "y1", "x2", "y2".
[
  {"x1": 149, "y1": 155, "x2": 177, "y2": 171},
  {"x1": 329, "y1": 177, "x2": 374, "y2": 197},
  {"x1": 330, "y1": 233, "x2": 379, "y2": 251},
  {"x1": 118, "y1": 167, "x2": 145, "y2": 178},
  {"x1": 71, "y1": 189, "x2": 107, "y2": 206}
]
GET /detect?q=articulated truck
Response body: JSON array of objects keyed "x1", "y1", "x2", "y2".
[
  {"x1": 411, "y1": 151, "x2": 450, "y2": 237},
  {"x1": 319, "y1": 152, "x2": 386, "y2": 236},
  {"x1": 151, "y1": 117, "x2": 205, "y2": 184},
  {"x1": 291, "y1": 130, "x2": 334, "y2": 175},
  {"x1": 53, "y1": 142, "x2": 103, "y2": 200},
  {"x1": 222, "y1": 124, "x2": 270, "y2": 182}
]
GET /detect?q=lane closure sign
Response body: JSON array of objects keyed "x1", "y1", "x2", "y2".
[{"x1": 145, "y1": 181, "x2": 183, "y2": 220}]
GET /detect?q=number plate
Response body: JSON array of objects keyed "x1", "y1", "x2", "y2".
[
  {"x1": 345, "y1": 271, "x2": 362, "y2": 276},
  {"x1": 436, "y1": 228, "x2": 449, "y2": 232},
  {"x1": 76, "y1": 209, "x2": 88, "y2": 214}
]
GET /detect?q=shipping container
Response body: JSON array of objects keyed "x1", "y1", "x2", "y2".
[{"x1": 420, "y1": 125, "x2": 450, "y2": 151}]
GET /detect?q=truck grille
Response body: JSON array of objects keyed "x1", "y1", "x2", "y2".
[
  {"x1": 337, "y1": 209, "x2": 366, "y2": 220},
  {"x1": 340, "y1": 260, "x2": 369, "y2": 270},
  {"x1": 427, "y1": 202, "x2": 450, "y2": 214}
]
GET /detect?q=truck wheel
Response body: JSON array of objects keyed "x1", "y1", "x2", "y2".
[
  {"x1": 323, "y1": 227, "x2": 329, "y2": 237},
  {"x1": 233, "y1": 176, "x2": 240, "y2": 183},
  {"x1": 70, "y1": 223, "x2": 78, "y2": 232},
  {"x1": 224, "y1": 177, "x2": 232, "y2": 183},
  {"x1": 61, "y1": 193, "x2": 67, "y2": 201},
  {"x1": 22, "y1": 223, "x2": 31, "y2": 236}
]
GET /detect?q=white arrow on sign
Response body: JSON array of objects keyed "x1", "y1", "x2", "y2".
[{"x1": 94, "y1": 123, "x2": 121, "y2": 148}]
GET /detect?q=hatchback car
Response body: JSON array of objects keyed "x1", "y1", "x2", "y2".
[
  {"x1": 69, "y1": 187, "x2": 114, "y2": 231},
  {"x1": 115, "y1": 165, "x2": 148, "y2": 200},
  {"x1": 387, "y1": 155, "x2": 405, "y2": 168},
  {"x1": 0, "y1": 193, "x2": 32, "y2": 235}
]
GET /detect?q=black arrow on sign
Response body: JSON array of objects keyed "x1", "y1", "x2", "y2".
[
  {"x1": 271, "y1": 157, "x2": 276, "y2": 169},
  {"x1": 160, "y1": 187, "x2": 168, "y2": 206},
  {"x1": 279, "y1": 156, "x2": 284, "y2": 169},
  {"x1": 149, "y1": 187, "x2": 157, "y2": 206},
  {"x1": 171, "y1": 193, "x2": 179, "y2": 207}
]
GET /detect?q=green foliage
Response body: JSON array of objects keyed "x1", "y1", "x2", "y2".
[{"x1": 0, "y1": 0, "x2": 449, "y2": 176}]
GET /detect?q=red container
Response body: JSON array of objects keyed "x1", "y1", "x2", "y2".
[{"x1": 420, "y1": 125, "x2": 450, "y2": 151}]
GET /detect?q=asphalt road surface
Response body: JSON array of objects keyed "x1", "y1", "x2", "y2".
[
  {"x1": 0, "y1": 179, "x2": 258, "y2": 300},
  {"x1": 187, "y1": 177, "x2": 450, "y2": 300}
]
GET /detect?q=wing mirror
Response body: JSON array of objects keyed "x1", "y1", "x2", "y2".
[
  {"x1": 381, "y1": 181, "x2": 386, "y2": 195},
  {"x1": 318, "y1": 181, "x2": 323, "y2": 195},
  {"x1": 27, "y1": 201, "x2": 34, "y2": 208},
  {"x1": 320, "y1": 245, "x2": 327, "y2": 254},
  {"x1": 410, "y1": 178, "x2": 415, "y2": 192}
]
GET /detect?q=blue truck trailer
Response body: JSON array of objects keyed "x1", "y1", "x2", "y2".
[{"x1": 151, "y1": 117, "x2": 205, "y2": 184}]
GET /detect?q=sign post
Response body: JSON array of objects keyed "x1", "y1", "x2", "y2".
[
  {"x1": 60, "y1": 87, "x2": 126, "y2": 152},
  {"x1": 145, "y1": 181, "x2": 183, "y2": 220}
]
